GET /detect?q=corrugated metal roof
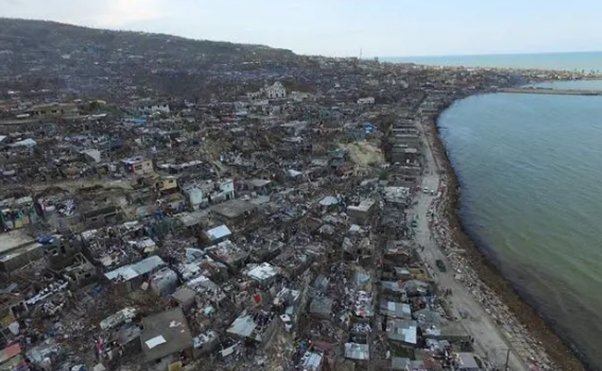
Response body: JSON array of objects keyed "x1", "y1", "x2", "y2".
[
  {"x1": 387, "y1": 319, "x2": 417, "y2": 345},
  {"x1": 105, "y1": 255, "x2": 165, "y2": 281},
  {"x1": 227, "y1": 315, "x2": 256, "y2": 338},
  {"x1": 392, "y1": 357, "x2": 412, "y2": 370},
  {"x1": 206, "y1": 225, "x2": 232, "y2": 241},
  {"x1": 382, "y1": 301, "x2": 412, "y2": 319},
  {"x1": 301, "y1": 351, "x2": 323, "y2": 370},
  {"x1": 319, "y1": 196, "x2": 339, "y2": 206},
  {"x1": 246, "y1": 262, "x2": 280, "y2": 281},
  {"x1": 456, "y1": 352, "x2": 480, "y2": 369},
  {"x1": 344, "y1": 343, "x2": 369, "y2": 360}
]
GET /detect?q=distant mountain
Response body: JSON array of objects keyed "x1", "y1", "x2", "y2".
[{"x1": 0, "y1": 18, "x2": 301, "y2": 99}]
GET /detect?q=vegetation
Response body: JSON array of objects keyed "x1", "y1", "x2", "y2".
[
  {"x1": 389, "y1": 342, "x2": 416, "y2": 359},
  {"x1": 0, "y1": 18, "x2": 295, "y2": 57},
  {"x1": 0, "y1": 18, "x2": 299, "y2": 100}
]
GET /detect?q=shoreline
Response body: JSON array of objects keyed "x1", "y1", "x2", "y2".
[{"x1": 424, "y1": 98, "x2": 589, "y2": 371}]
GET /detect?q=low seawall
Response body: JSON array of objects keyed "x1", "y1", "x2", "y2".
[
  {"x1": 429, "y1": 99, "x2": 590, "y2": 371},
  {"x1": 497, "y1": 87, "x2": 602, "y2": 96}
]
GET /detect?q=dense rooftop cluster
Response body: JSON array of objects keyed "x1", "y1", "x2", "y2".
[{"x1": 0, "y1": 18, "x2": 590, "y2": 371}]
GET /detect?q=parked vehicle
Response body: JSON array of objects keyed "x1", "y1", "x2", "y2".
[{"x1": 436, "y1": 259, "x2": 447, "y2": 272}]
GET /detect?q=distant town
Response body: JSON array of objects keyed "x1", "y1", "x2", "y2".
[{"x1": 0, "y1": 18, "x2": 593, "y2": 371}]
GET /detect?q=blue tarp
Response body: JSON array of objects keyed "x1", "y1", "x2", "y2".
[{"x1": 36, "y1": 235, "x2": 55, "y2": 245}]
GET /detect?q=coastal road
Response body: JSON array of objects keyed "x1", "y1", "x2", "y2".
[{"x1": 409, "y1": 119, "x2": 529, "y2": 371}]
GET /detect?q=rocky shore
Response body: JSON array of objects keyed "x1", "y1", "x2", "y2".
[{"x1": 424, "y1": 106, "x2": 588, "y2": 371}]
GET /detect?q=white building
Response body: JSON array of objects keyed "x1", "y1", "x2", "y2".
[
  {"x1": 183, "y1": 179, "x2": 235, "y2": 210},
  {"x1": 246, "y1": 82, "x2": 287, "y2": 101},
  {"x1": 264, "y1": 82, "x2": 286, "y2": 99},
  {"x1": 121, "y1": 156, "x2": 154, "y2": 175},
  {"x1": 357, "y1": 97, "x2": 375, "y2": 105}
]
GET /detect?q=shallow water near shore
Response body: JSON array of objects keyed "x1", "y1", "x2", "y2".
[{"x1": 437, "y1": 81, "x2": 602, "y2": 370}]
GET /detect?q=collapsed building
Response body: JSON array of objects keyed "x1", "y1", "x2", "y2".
[{"x1": 0, "y1": 41, "x2": 538, "y2": 371}]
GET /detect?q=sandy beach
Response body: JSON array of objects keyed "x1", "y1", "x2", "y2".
[{"x1": 413, "y1": 105, "x2": 588, "y2": 371}]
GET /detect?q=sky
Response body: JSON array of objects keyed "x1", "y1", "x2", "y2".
[{"x1": 1, "y1": 0, "x2": 602, "y2": 57}]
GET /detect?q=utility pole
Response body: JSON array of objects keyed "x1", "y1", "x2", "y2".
[{"x1": 504, "y1": 348, "x2": 510, "y2": 371}]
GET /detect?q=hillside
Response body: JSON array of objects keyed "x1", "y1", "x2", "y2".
[{"x1": 0, "y1": 18, "x2": 301, "y2": 99}]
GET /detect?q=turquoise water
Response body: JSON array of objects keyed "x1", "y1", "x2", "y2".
[
  {"x1": 382, "y1": 51, "x2": 602, "y2": 71},
  {"x1": 438, "y1": 81, "x2": 602, "y2": 370}
]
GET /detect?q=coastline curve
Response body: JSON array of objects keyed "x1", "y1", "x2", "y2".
[{"x1": 428, "y1": 95, "x2": 590, "y2": 371}]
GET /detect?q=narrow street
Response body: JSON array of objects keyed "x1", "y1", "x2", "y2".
[{"x1": 408, "y1": 119, "x2": 530, "y2": 371}]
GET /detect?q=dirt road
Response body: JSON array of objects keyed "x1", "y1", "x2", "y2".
[{"x1": 409, "y1": 118, "x2": 529, "y2": 371}]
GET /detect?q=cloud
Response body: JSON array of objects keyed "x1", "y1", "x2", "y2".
[
  {"x1": 0, "y1": 0, "x2": 166, "y2": 29},
  {"x1": 91, "y1": 0, "x2": 166, "y2": 28},
  {"x1": 1, "y1": 0, "x2": 601, "y2": 56}
]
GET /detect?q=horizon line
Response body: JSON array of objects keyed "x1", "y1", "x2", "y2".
[
  {"x1": 2, "y1": 17, "x2": 601, "y2": 60},
  {"x1": 376, "y1": 50, "x2": 602, "y2": 59}
]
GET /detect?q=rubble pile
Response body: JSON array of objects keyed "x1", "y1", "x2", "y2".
[{"x1": 0, "y1": 21, "x2": 588, "y2": 371}]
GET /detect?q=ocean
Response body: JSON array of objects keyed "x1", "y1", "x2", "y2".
[
  {"x1": 382, "y1": 51, "x2": 602, "y2": 367},
  {"x1": 435, "y1": 77, "x2": 602, "y2": 370},
  {"x1": 382, "y1": 51, "x2": 602, "y2": 72}
]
